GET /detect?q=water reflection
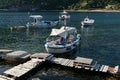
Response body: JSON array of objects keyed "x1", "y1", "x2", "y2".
[
  {"x1": 80, "y1": 25, "x2": 95, "y2": 49},
  {"x1": 26, "y1": 27, "x2": 29, "y2": 36},
  {"x1": 103, "y1": 76, "x2": 120, "y2": 80},
  {"x1": 28, "y1": 67, "x2": 119, "y2": 80},
  {"x1": 81, "y1": 25, "x2": 95, "y2": 37}
]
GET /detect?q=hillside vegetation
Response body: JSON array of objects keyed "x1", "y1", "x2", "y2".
[{"x1": 0, "y1": 0, "x2": 120, "y2": 11}]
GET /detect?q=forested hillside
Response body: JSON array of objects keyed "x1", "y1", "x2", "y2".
[{"x1": 0, "y1": 0, "x2": 120, "y2": 11}]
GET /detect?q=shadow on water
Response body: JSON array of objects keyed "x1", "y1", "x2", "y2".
[
  {"x1": 0, "y1": 65, "x2": 11, "y2": 75},
  {"x1": 28, "y1": 65, "x2": 120, "y2": 80}
]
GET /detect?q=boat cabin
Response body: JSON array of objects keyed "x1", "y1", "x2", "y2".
[{"x1": 29, "y1": 15, "x2": 43, "y2": 23}]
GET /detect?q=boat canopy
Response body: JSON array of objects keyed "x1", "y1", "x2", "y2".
[
  {"x1": 50, "y1": 29, "x2": 66, "y2": 38},
  {"x1": 60, "y1": 26, "x2": 76, "y2": 33},
  {"x1": 50, "y1": 26, "x2": 77, "y2": 38},
  {"x1": 29, "y1": 15, "x2": 43, "y2": 19}
]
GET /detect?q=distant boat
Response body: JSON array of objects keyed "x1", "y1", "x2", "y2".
[
  {"x1": 26, "y1": 15, "x2": 58, "y2": 28},
  {"x1": 81, "y1": 16, "x2": 95, "y2": 26},
  {"x1": 59, "y1": 10, "x2": 70, "y2": 20},
  {"x1": 45, "y1": 26, "x2": 81, "y2": 54}
]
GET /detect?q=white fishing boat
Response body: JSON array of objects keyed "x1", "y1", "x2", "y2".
[
  {"x1": 26, "y1": 15, "x2": 58, "y2": 28},
  {"x1": 45, "y1": 26, "x2": 81, "y2": 54},
  {"x1": 59, "y1": 10, "x2": 70, "y2": 20},
  {"x1": 81, "y1": 16, "x2": 95, "y2": 26}
]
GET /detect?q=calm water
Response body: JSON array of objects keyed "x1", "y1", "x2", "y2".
[{"x1": 0, "y1": 11, "x2": 120, "y2": 80}]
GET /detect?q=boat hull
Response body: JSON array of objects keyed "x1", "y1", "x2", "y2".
[
  {"x1": 26, "y1": 21, "x2": 58, "y2": 28},
  {"x1": 45, "y1": 38, "x2": 80, "y2": 54},
  {"x1": 81, "y1": 17, "x2": 94, "y2": 26},
  {"x1": 81, "y1": 22, "x2": 94, "y2": 26}
]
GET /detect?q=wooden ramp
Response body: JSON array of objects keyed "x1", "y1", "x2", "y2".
[
  {"x1": 4, "y1": 59, "x2": 43, "y2": 78},
  {"x1": 0, "y1": 53, "x2": 53, "y2": 80},
  {"x1": 50, "y1": 57, "x2": 74, "y2": 67}
]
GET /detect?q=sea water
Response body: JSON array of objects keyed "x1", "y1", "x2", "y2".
[{"x1": 0, "y1": 11, "x2": 120, "y2": 80}]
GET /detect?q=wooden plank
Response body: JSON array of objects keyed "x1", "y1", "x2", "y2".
[
  {"x1": 64, "y1": 59, "x2": 70, "y2": 66},
  {"x1": 60, "y1": 58, "x2": 65, "y2": 64},
  {"x1": 4, "y1": 66, "x2": 29, "y2": 77},
  {"x1": 99, "y1": 65, "x2": 105, "y2": 72},
  {"x1": 69, "y1": 60, "x2": 74, "y2": 67},
  {"x1": 61, "y1": 59, "x2": 66, "y2": 65},
  {"x1": 102, "y1": 65, "x2": 109, "y2": 72},
  {"x1": 0, "y1": 75, "x2": 12, "y2": 80},
  {"x1": 85, "y1": 67, "x2": 90, "y2": 70},
  {"x1": 66, "y1": 60, "x2": 72, "y2": 67},
  {"x1": 74, "y1": 65, "x2": 78, "y2": 68},
  {"x1": 91, "y1": 67, "x2": 94, "y2": 71},
  {"x1": 66, "y1": 59, "x2": 71, "y2": 66},
  {"x1": 74, "y1": 57, "x2": 93, "y2": 65},
  {"x1": 4, "y1": 59, "x2": 43, "y2": 77},
  {"x1": 67, "y1": 60, "x2": 71, "y2": 67},
  {"x1": 77, "y1": 66, "x2": 82, "y2": 69},
  {"x1": 6, "y1": 50, "x2": 30, "y2": 62},
  {"x1": 58, "y1": 58, "x2": 64, "y2": 64},
  {"x1": 59, "y1": 58, "x2": 64, "y2": 64},
  {"x1": 30, "y1": 53, "x2": 52, "y2": 60},
  {"x1": 61, "y1": 59, "x2": 68, "y2": 65}
]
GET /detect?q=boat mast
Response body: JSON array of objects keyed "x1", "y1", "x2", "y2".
[
  {"x1": 63, "y1": 13, "x2": 68, "y2": 41},
  {"x1": 63, "y1": 10, "x2": 67, "y2": 27},
  {"x1": 26, "y1": 12, "x2": 30, "y2": 28},
  {"x1": 64, "y1": 18, "x2": 67, "y2": 28}
]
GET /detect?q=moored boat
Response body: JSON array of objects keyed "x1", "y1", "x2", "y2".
[
  {"x1": 45, "y1": 26, "x2": 81, "y2": 54},
  {"x1": 26, "y1": 15, "x2": 58, "y2": 28},
  {"x1": 81, "y1": 16, "x2": 95, "y2": 26},
  {"x1": 59, "y1": 10, "x2": 70, "y2": 20}
]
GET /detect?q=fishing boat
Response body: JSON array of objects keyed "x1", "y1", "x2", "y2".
[
  {"x1": 26, "y1": 15, "x2": 58, "y2": 28},
  {"x1": 59, "y1": 10, "x2": 70, "y2": 20},
  {"x1": 81, "y1": 16, "x2": 95, "y2": 26},
  {"x1": 45, "y1": 26, "x2": 81, "y2": 54}
]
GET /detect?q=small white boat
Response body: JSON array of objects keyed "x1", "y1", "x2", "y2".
[
  {"x1": 26, "y1": 15, "x2": 58, "y2": 28},
  {"x1": 81, "y1": 16, "x2": 95, "y2": 26},
  {"x1": 45, "y1": 26, "x2": 81, "y2": 54},
  {"x1": 59, "y1": 10, "x2": 70, "y2": 20}
]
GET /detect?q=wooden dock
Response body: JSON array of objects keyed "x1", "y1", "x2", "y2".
[
  {"x1": 49, "y1": 56, "x2": 120, "y2": 77},
  {"x1": 0, "y1": 53, "x2": 53, "y2": 80},
  {"x1": 50, "y1": 57, "x2": 74, "y2": 67},
  {"x1": 0, "y1": 53, "x2": 120, "y2": 80},
  {"x1": 6, "y1": 50, "x2": 31, "y2": 62},
  {"x1": 0, "y1": 50, "x2": 30, "y2": 62}
]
